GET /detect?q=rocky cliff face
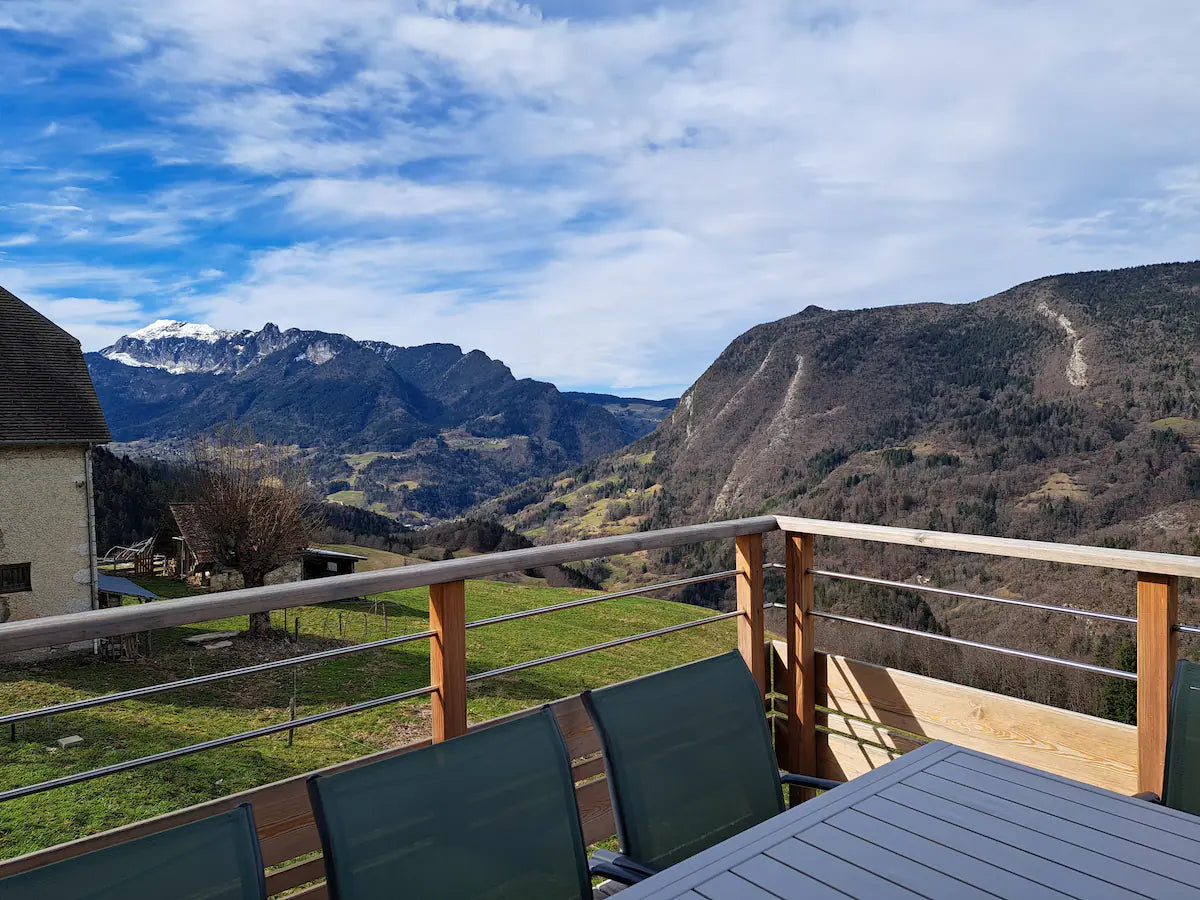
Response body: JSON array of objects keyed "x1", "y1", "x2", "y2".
[
  {"x1": 485, "y1": 262, "x2": 1200, "y2": 717},
  {"x1": 647, "y1": 261, "x2": 1200, "y2": 529},
  {"x1": 495, "y1": 261, "x2": 1200, "y2": 562}
]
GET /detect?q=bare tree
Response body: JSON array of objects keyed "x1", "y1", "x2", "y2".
[{"x1": 188, "y1": 428, "x2": 317, "y2": 637}]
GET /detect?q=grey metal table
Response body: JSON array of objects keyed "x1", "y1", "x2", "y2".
[{"x1": 618, "y1": 740, "x2": 1200, "y2": 899}]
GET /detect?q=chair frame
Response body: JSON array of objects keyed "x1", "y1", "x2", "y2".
[{"x1": 581, "y1": 651, "x2": 841, "y2": 884}]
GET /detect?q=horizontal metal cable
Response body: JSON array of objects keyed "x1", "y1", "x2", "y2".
[
  {"x1": 764, "y1": 562, "x2": 786, "y2": 570},
  {"x1": 1177, "y1": 624, "x2": 1200, "y2": 635},
  {"x1": 3, "y1": 572, "x2": 739, "y2": 727},
  {"x1": 0, "y1": 685, "x2": 435, "y2": 803},
  {"x1": 465, "y1": 570, "x2": 739, "y2": 631},
  {"x1": 764, "y1": 602, "x2": 786, "y2": 610},
  {"x1": 0, "y1": 516, "x2": 780, "y2": 656},
  {"x1": 467, "y1": 610, "x2": 744, "y2": 683},
  {"x1": 810, "y1": 610, "x2": 1137, "y2": 681},
  {"x1": 0, "y1": 628, "x2": 437, "y2": 728},
  {"x1": 810, "y1": 569, "x2": 1137, "y2": 625}
]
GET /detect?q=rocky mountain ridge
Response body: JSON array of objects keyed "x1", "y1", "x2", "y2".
[
  {"x1": 484, "y1": 261, "x2": 1200, "y2": 717},
  {"x1": 89, "y1": 323, "x2": 676, "y2": 520}
]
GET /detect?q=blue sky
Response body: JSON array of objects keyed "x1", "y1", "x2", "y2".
[{"x1": 1, "y1": 1, "x2": 1199, "y2": 398}]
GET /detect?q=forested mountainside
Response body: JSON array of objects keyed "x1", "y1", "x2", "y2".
[
  {"x1": 88, "y1": 323, "x2": 673, "y2": 521},
  {"x1": 485, "y1": 261, "x2": 1200, "y2": 720},
  {"x1": 91, "y1": 447, "x2": 596, "y2": 589}
]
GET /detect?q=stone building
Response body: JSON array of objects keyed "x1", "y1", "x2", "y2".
[
  {"x1": 170, "y1": 503, "x2": 363, "y2": 590},
  {"x1": 0, "y1": 286, "x2": 111, "y2": 640}
]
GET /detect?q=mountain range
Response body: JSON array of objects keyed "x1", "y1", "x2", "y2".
[
  {"x1": 497, "y1": 261, "x2": 1200, "y2": 540},
  {"x1": 484, "y1": 261, "x2": 1200, "y2": 712},
  {"x1": 87, "y1": 323, "x2": 675, "y2": 521}
]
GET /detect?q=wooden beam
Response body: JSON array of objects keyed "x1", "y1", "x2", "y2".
[
  {"x1": 1137, "y1": 572, "x2": 1179, "y2": 796},
  {"x1": 0, "y1": 516, "x2": 779, "y2": 654},
  {"x1": 774, "y1": 515, "x2": 1200, "y2": 578},
  {"x1": 784, "y1": 532, "x2": 817, "y2": 786},
  {"x1": 821, "y1": 652, "x2": 1138, "y2": 794},
  {"x1": 735, "y1": 533, "x2": 766, "y2": 695},
  {"x1": 430, "y1": 580, "x2": 467, "y2": 742}
]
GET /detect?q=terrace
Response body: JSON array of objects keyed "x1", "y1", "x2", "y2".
[{"x1": 0, "y1": 514, "x2": 1197, "y2": 897}]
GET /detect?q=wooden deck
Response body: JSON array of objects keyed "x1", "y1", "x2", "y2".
[{"x1": 0, "y1": 514, "x2": 1193, "y2": 897}]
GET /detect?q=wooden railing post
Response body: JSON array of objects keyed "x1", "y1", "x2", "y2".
[
  {"x1": 735, "y1": 533, "x2": 766, "y2": 696},
  {"x1": 784, "y1": 532, "x2": 817, "y2": 784},
  {"x1": 1137, "y1": 572, "x2": 1178, "y2": 796},
  {"x1": 430, "y1": 580, "x2": 467, "y2": 742}
]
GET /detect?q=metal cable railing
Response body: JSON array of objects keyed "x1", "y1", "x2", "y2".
[
  {"x1": 466, "y1": 610, "x2": 744, "y2": 683},
  {"x1": 465, "y1": 570, "x2": 738, "y2": 630},
  {"x1": 0, "y1": 685, "x2": 437, "y2": 803},
  {"x1": 2, "y1": 570, "x2": 740, "y2": 729},
  {"x1": 0, "y1": 628, "x2": 437, "y2": 728},
  {"x1": 1, "y1": 509, "x2": 1181, "y2": 808},
  {"x1": 810, "y1": 610, "x2": 1136, "y2": 680},
  {"x1": 0, "y1": 571, "x2": 743, "y2": 802},
  {"x1": 809, "y1": 569, "x2": 1138, "y2": 625}
]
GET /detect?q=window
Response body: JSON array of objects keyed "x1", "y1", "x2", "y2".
[{"x1": 0, "y1": 562, "x2": 31, "y2": 593}]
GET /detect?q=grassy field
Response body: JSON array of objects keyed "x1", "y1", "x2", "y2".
[
  {"x1": 0, "y1": 577, "x2": 736, "y2": 859},
  {"x1": 315, "y1": 543, "x2": 425, "y2": 570}
]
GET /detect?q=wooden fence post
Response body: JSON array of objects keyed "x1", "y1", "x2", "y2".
[
  {"x1": 736, "y1": 533, "x2": 766, "y2": 696},
  {"x1": 430, "y1": 580, "x2": 467, "y2": 742},
  {"x1": 1137, "y1": 572, "x2": 1178, "y2": 796},
  {"x1": 784, "y1": 532, "x2": 817, "y2": 785}
]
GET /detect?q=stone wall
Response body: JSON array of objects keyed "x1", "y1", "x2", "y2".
[
  {"x1": 207, "y1": 559, "x2": 302, "y2": 592},
  {"x1": 0, "y1": 445, "x2": 95, "y2": 650}
]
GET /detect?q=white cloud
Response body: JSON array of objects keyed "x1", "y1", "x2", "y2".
[{"x1": 2, "y1": 0, "x2": 1200, "y2": 394}]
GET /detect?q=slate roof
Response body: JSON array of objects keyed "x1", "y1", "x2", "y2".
[
  {"x1": 0, "y1": 285, "x2": 111, "y2": 445},
  {"x1": 170, "y1": 503, "x2": 216, "y2": 565}
]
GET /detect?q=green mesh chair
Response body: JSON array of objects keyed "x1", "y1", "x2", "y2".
[
  {"x1": 582, "y1": 650, "x2": 840, "y2": 876},
  {"x1": 308, "y1": 706, "x2": 610, "y2": 900},
  {"x1": 0, "y1": 803, "x2": 265, "y2": 900},
  {"x1": 1138, "y1": 659, "x2": 1200, "y2": 815}
]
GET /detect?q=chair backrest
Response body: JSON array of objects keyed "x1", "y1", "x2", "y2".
[
  {"x1": 1163, "y1": 659, "x2": 1200, "y2": 815},
  {"x1": 582, "y1": 650, "x2": 783, "y2": 870},
  {"x1": 307, "y1": 706, "x2": 592, "y2": 900},
  {"x1": 0, "y1": 804, "x2": 265, "y2": 900}
]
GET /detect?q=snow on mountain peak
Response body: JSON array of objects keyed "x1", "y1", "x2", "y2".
[
  {"x1": 126, "y1": 320, "x2": 235, "y2": 343},
  {"x1": 100, "y1": 320, "x2": 265, "y2": 374}
]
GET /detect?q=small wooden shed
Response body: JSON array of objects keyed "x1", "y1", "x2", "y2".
[{"x1": 302, "y1": 548, "x2": 366, "y2": 580}]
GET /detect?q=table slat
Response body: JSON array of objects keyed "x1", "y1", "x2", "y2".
[
  {"x1": 910, "y1": 768, "x2": 1200, "y2": 894},
  {"x1": 765, "y1": 837, "x2": 925, "y2": 900},
  {"x1": 933, "y1": 759, "x2": 1200, "y2": 870},
  {"x1": 825, "y1": 808, "x2": 1072, "y2": 900},
  {"x1": 797, "y1": 821, "x2": 995, "y2": 899},
  {"x1": 619, "y1": 742, "x2": 1200, "y2": 899},
  {"x1": 694, "y1": 871, "x2": 784, "y2": 900},
  {"x1": 882, "y1": 783, "x2": 1165, "y2": 900},
  {"x1": 855, "y1": 794, "x2": 1137, "y2": 900},
  {"x1": 730, "y1": 855, "x2": 852, "y2": 899},
  {"x1": 949, "y1": 751, "x2": 1200, "y2": 839}
]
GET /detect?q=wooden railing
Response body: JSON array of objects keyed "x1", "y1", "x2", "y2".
[{"x1": 0, "y1": 514, "x2": 1195, "y2": 897}]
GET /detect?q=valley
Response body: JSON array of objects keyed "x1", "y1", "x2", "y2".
[{"x1": 88, "y1": 324, "x2": 675, "y2": 522}]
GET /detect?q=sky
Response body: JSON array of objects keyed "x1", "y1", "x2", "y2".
[{"x1": 1, "y1": 1, "x2": 1199, "y2": 398}]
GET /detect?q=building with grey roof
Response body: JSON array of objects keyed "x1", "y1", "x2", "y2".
[{"x1": 0, "y1": 285, "x2": 111, "y2": 650}]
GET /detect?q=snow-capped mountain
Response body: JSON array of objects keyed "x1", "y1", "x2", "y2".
[
  {"x1": 100, "y1": 321, "x2": 308, "y2": 374},
  {"x1": 86, "y1": 320, "x2": 679, "y2": 519}
]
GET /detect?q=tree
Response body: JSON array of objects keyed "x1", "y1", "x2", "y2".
[
  {"x1": 188, "y1": 428, "x2": 317, "y2": 637},
  {"x1": 1099, "y1": 639, "x2": 1138, "y2": 724}
]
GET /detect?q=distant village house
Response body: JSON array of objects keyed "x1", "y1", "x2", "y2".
[{"x1": 0, "y1": 286, "x2": 111, "y2": 647}]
